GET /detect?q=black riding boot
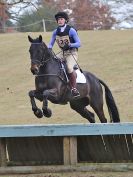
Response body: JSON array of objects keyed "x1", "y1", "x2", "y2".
[{"x1": 69, "y1": 71, "x2": 80, "y2": 98}]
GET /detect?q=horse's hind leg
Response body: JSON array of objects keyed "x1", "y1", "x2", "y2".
[
  {"x1": 91, "y1": 102, "x2": 107, "y2": 123},
  {"x1": 28, "y1": 90, "x2": 43, "y2": 118},
  {"x1": 70, "y1": 98, "x2": 95, "y2": 123},
  {"x1": 82, "y1": 108, "x2": 95, "y2": 123}
]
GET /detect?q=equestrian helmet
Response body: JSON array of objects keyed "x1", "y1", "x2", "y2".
[{"x1": 55, "y1": 12, "x2": 69, "y2": 23}]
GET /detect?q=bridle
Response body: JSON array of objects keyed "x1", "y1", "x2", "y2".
[
  {"x1": 30, "y1": 42, "x2": 51, "y2": 67},
  {"x1": 30, "y1": 42, "x2": 68, "y2": 83}
]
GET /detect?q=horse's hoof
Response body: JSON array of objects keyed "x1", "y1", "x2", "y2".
[
  {"x1": 34, "y1": 109, "x2": 43, "y2": 118},
  {"x1": 43, "y1": 108, "x2": 52, "y2": 118},
  {"x1": 90, "y1": 117, "x2": 95, "y2": 123},
  {"x1": 88, "y1": 113, "x2": 95, "y2": 123}
]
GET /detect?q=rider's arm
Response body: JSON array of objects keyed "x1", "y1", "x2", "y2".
[
  {"x1": 69, "y1": 28, "x2": 81, "y2": 48},
  {"x1": 48, "y1": 29, "x2": 57, "y2": 49}
]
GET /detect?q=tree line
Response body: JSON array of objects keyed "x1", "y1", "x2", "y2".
[{"x1": 0, "y1": 0, "x2": 116, "y2": 32}]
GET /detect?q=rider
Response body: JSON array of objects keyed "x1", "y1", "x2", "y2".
[{"x1": 48, "y1": 11, "x2": 81, "y2": 98}]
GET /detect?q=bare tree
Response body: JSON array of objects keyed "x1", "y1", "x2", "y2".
[
  {"x1": 0, "y1": 0, "x2": 40, "y2": 32},
  {"x1": 0, "y1": 0, "x2": 34, "y2": 6},
  {"x1": 0, "y1": 2, "x2": 8, "y2": 32},
  {"x1": 0, "y1": 0, "x2": 39, "y2": 21}
]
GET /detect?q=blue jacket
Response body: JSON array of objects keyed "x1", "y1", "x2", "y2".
[{"x1": 48, "y1": 25, "x2": 81, "y2": 49}]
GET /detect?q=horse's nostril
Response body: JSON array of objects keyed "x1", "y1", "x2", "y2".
[
  {"x1": 31, "y1": 68, "x2": 39, "y2": 75},
  {"x1": 35, "y1": 68, "x2": 39, "y2": 73},
  {"x1": 30, "y1": 65, "x2": 39, "y2": 75}
]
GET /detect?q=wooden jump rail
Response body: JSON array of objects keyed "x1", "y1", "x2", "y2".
[{"x1": 0, "y1": 123, "x2": 133, "y2": 174}]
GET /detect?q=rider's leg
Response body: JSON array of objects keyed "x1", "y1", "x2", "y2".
[
  {"x1": 65, "y1": 50, "x2": 80, "y2": 97},
  {"x1": 69, "y1": 71, "x2": 80, "y2": 97}
]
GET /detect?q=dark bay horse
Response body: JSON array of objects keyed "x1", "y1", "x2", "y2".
[{"x1": 28, "y1": 35, "x2": 120, "y2": 123}]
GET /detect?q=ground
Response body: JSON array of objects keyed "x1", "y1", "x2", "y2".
[{"x1": 1, "y1": 171, "x2": 133, "y2": 177}]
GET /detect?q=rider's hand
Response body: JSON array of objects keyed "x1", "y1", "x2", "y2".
[{"x1": 62, "y1": 44, "x2": 70, "y2": 51}]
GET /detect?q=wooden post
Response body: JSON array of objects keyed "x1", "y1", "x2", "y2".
[
  {"x1": 70, "y1": 137, "x2": 77, "y2": 165},
  {"x1": 0, "y1": 138, "x2": 7, "y2": 166},
  {"x1": 42, "y1": 19, "x2": 46, "y2": 32},
  {"x1": 63, "y1": 137, "x2": 77, "y2": 165},
  {"x1": 63, "y1": 137, "x2": 70, "y2": 165}
]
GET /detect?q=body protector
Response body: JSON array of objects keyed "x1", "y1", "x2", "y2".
[{"x1": 56, "y1": 25, "x2": 77, "y2": 50}]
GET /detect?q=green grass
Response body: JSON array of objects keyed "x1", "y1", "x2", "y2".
[{"x1": 0, "y1": 30, "x2": 132, "y2": 125}]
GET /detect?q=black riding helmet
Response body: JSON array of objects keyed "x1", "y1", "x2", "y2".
[{"x1": 55, "y1": 12, "x2": 69, "y2": 23}]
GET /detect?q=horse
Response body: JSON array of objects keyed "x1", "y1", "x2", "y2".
[{"x1": 28, "y1": 35, "x2": 120, "y2": 123}]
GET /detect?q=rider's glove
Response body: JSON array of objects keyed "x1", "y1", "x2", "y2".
[{"x1": 62, "y1": 44, "x2": 70, "y2": 51}]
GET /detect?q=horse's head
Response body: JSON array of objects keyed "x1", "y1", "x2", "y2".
[{"x1": 28, "y1": 35, "x2": 50, "y2": 75}]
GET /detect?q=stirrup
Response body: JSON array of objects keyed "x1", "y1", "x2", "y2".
[{"x1": 71, "y1": 88, "x2": 80, "y2": 98}]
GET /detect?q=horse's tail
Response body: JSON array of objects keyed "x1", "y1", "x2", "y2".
[{"x1": 99, "y1": 79, "x2": 120, "y2": 122}]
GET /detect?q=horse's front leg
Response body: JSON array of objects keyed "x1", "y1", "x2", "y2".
[
  {"x1": 28, "y1": 90, "x2": 43, "y2": 118},
  {"x1": 42, "y1": 88, "x2": 58, "y2": 118}
]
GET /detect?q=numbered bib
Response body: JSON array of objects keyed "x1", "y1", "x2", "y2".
[{"x1": 56, "y1": 35, "x2": 70, "y2": 48}]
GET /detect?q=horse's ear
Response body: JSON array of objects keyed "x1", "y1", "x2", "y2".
[
  {"x1": 28, "y1": 35, "x2": 33, "y2": 43},
  {"x1": 39, "y1": 35, "x2": 42, "y2": 42}
]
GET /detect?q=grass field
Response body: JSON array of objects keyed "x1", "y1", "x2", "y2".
[
  {"x1": 1, "y1": 171, "x2": 133, "y2": 177},
  {"x1": 0, "y1": 30, "x2": 132, "y2": 125}
]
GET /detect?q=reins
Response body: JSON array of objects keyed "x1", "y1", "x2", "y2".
[{"x1": 30, "y1": 42, "x2": 68, "y2": 84}]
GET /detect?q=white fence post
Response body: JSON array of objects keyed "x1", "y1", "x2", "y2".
[{"x1": 42, "y1": 19, "x2": 46, "y2": 32}]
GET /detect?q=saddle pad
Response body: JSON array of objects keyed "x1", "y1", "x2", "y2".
[{"x1": 76, "y1": 69, "x2": 86, "y2": 83}]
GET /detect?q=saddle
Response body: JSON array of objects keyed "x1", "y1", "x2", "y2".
[
  {"x1": 54, "y1": 55, "x2": 86, "y2": 84},
  {"x1": 59, "y1": 60, "x2": 86, "y2": 84},
  {"x1": 59, "y1": 60, "x2": 79, "y2": 83}
]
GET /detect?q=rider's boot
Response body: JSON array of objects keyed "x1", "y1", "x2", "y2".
[{"x1": 69, "y1": 71, "x2": 80, "y2": 98}]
